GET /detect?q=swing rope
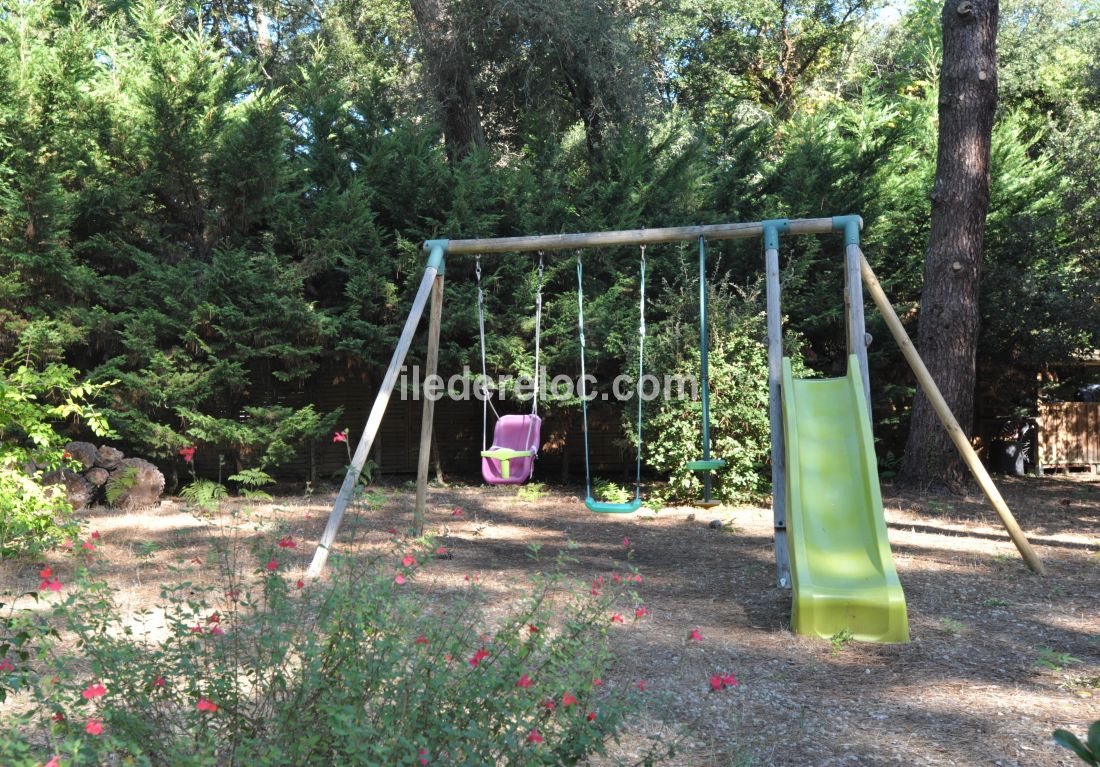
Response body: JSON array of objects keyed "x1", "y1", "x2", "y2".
[
  {"x1": 477, "y1": 253, "x2": 544, "y2": 454},
  {"x1": 576, "y1": 246, "x2": 646, "y2": 511}
]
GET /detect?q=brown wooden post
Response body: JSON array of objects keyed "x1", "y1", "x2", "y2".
[
  {"x1": 414, "y1": 273, "x2": 445, "y2": 535},
  {"x1": 306, "y1": 249, "x2": 444, "y2": 578},
  {"x1": 860, "y1": 251, "x2": 1045, "y2": 575}
]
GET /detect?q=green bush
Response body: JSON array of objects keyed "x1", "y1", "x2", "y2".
[
  {"x1": 644, "y1": 281, "x2": 811, "y2": 506},
  {"x1": 0, "y1": 519, "x2": 658, "y2": 765},
  {"x1": 0, "y1": 355, "x2": 112, "y2": 559}
]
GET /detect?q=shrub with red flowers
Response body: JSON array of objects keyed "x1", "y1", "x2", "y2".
[{"x1": 0, "y1": 517, "x2": 666, "y2": 766}]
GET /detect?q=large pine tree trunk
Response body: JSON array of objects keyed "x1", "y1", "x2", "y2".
[
  {"x1": 900, "y1": 0, "x2": 999, "y2": 490},
  {"x1": 410, "y1": 0, "x2": 486, "y2": 159}
]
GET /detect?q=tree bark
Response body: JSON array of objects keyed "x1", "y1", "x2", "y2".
[
  {"x1": 900, "y1": 0, "x2": 999, "y2": 490},
  {"x1": 410, "y1": 0, "x2": 486, "y2": 160}
]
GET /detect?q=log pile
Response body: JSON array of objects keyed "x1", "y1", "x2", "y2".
[{"x1": 40, "y1": 442, "x2": 165, "y2": 511}]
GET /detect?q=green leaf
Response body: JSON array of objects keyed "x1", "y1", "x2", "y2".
[
  {"x1": 1053, "y1": 729, "x2": 1098, "y2": 765},
  {"x1": 1089, "y1": 720, "x2": 1100, "y2": 761}
]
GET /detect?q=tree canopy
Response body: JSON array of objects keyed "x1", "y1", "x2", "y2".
[{"x1": 1, "y1": 0, "x2": 1098, "y2": 489}]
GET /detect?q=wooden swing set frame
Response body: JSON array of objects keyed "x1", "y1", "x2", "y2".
[{"x1": 305, "y1": 215, "x2": 1045, "y2": 579}]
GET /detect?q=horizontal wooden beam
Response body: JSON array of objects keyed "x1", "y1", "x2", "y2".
[{"x1": 428, "y1": 217, "x2": 849, "y2": 255}]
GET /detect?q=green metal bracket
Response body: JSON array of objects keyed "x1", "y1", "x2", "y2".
[
  {"x1": 762, "y1": 219, "x2": 789, "y2": 251},
  {"x1": 831, "y1": 215, "x2": 863, "y2": 247},
  {"x1": 423, "y1": 240, "x2": 448, "y2": 275}
]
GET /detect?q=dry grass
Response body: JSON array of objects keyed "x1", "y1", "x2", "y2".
[{"x1": 3, "y1": 473, "x2": 1099, "y2": 766}]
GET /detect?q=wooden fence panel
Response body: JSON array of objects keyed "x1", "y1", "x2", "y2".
[{"x1": 1037, "y1": 402, "x2": 1100, "y2": 470}]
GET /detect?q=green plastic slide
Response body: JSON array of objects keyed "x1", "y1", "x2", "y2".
[{"x1": 781, "y1": 355, "x2": 909, "y2": 643}]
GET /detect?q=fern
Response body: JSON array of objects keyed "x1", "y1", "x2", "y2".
[
  {"x1": 179, "y1": 480, "x2": 228, "y2": 512},
  {"x1": 105, "y1": 467, "x2": 139, "y2": 507}
]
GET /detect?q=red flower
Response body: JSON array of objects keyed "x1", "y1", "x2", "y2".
[
  {"x1": 528, "y1": 624, "x2": 539, "y2": 634},
  {"x1": 592, "y1": 678, "x2": 604, "y2": 687},
  {"x1": 591, "y1": 587, "x2": 600, "y2": 596},
  {"x1": 387, "y1": 527, "x2": 397, "y2": 534},
  {"x1": 452, "y1": 507, "x2": 462, "y2": 517},
  {"x1": 634, "y1": 606, "x2": 650, "y2": 619},
  {"x1": 402, "y1": 555, "x2": 416, "y2": 567},
  {"x1": 414, "y1": 634, "x2": 429, "y2": 646},
  {"x1": 542, "y1": 699, "x2": 556, "y2": 710},
  {"x1": 197, "y1": 698, "x2": 218, "y2": 712},
  {"x1": 296, "y1": 579, "x2": 304, "y2": 589},
  {"x1": 265, "y1": 557, "x2": 278, "y2": 571},
  {"x1": 612, "y1": 573, "x2": 622, "y2": 584},
  {"x1": 191, "y1": 625, "x2": 204, "y2": 634},
  {"x1": 85, "y1": 718, "x2": 104, "y2": 735},
  {"x1": 153, "y1": 677, "x2": 166, "y2": 687},
  {"x1": 63, "y1": 451, "x2": 72, "y2": 460},
  {"x1": 526, "y1": 729, "x2": 544, "y2": 744},
  {"x1": 179, "y1": 446, "x2": 196, "y2": 462},
  {"x1": 469, "y1": 647, "x2": 489, "y2": 668},
  {"x1": 82, "y1": 541, "x2": 95, "y2": 551},
  {"x1": 586, "y1": 711, "x2": 597, "y2": 721},
  {"x1": 622, "y1": 537, "x2": 631, "y2": 547},
  {"x1": 277, "y1": 536, "x2": 296, "y2": 549},
  {"x1": 444, "y1": 653, "x2": 453, "y2": 663},
  {"x1": 709, "y1": 673, "x2": 738, "y2": 691},
  {"x1": 207, "y1": 612, "x2": 219, "y2": 623},
  {"x1": 0, "y1": 657, "x2": 13, "y2": 672},
  {"x1": 517, "y1": 673, "x2": 533, "y2": 689},
  {"x1": 209, "y1": 626, "x2": 224, "y2": 636},
  {"x1": 50, "y1": 711, "x2": 65, "y2": 722},
  {"x1": 435, "y1": 547, "x2": 448, "y2": 556},
  {"x1": 333, "y1": 430, "x2": 348, "y2": 443},
  {"x1": 610, "y1": 613, "x2": 624, "y2": 623},
  {"x1": 689, "y1": 629, "x2": 704, "y2": 642},
  {"x1": 395, "y1": 574, "x2": 406, "y2": 585},
  {"x1": 82, "y1": 683, "x2": 106, "y2": 700},
  {"x1": 562, "y1": 692, "x2": 577, "y2": 707},
  {"x1": 419, "y1": 749, "x2": 429, "y2": 766},
  {"x1": 91, "y1": 531, "x2": 101, "y2": 540},
  {"x1": 38, "y1": 566, "x2": 62, "y2": 591},
  {"x1": 636, "y1": 680, "x2": 647, "y2": 692}
]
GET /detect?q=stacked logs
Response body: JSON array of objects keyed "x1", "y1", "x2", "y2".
[{"x1": 40, "y1": 442, "x2": 165, "y2": 511}]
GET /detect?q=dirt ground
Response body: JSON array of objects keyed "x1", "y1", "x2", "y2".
[{"x1": 5, "y1": 472, "x2": 1099, "y2": 766}]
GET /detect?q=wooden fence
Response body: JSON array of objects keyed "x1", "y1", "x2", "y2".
[{"x1": 1037, "y1": 402, "x2": 1100, "y2": 472}]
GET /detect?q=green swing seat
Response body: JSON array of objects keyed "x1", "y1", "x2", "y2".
[
  {"x1": 584, "y1": 497, "x2": 643, "y2": 514},
  {"x1": 686, "y1": 458, "x2": 726, "y2": 472}
]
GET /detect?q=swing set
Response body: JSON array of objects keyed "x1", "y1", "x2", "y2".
[
  {"x1": 306, "y1": 215, "x2": 1045, "y2": 644},
  {"x1": 477, "y1": 238, "x2": 720, "y2": 514}
]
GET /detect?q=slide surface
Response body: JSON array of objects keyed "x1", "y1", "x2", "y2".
[{"x1": 782, "y1": 356, "x2": 909, "y2": 643}]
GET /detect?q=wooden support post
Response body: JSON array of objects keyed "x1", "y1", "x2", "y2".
[
  {"x1": 765, "y1": 243, "x2": 791, "y2": 589},
  {"x1": 845, "y1": 242, "x2": 872, "y2": 420},
  {"x1": 858, "y1": 250, "x2": 1046, "y2": 575},
  {"x1": 414, "y1": 273, "x2": 444, "y2": 535},
  {"x1": 306, "y1": 261, "x2": 441, "y2": 578}
]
